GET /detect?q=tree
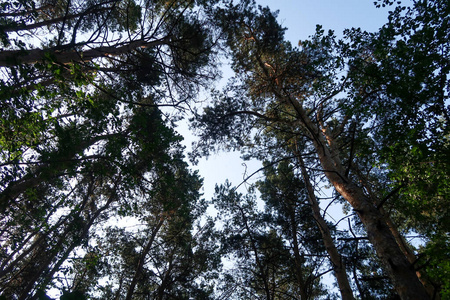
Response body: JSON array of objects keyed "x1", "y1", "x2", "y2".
[
  {"x1": 192, "y1": 0, "x2": 448, "y2": 298},
  {"x1": 68, "y1": 156, "x2": 220, "y2": 299},
  {"x1": 343, "y1": 0, "x2": 449, "y2": 296},
  {"x1": 0, "y1": 0, "x2": 221, "y2": 298},
  {"x1": 213, "y1": 182, "x2": 327, "y2": 299},
  {"x1": 257, "y1": 161, "x2": 345, "y2": 300},
  {"x1": 0, "y1": 0, "x2": 218, "y2": 213}
]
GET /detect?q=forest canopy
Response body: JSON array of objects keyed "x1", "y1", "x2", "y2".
[{"x1": 0, "y1": 0, "x2": 448, "y2": 299}]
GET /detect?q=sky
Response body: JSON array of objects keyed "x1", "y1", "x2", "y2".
[
  {"x1": 184, "y1": 0, "x2": 393, "y2": 205},
  {"x1": 261, "y1": 0, "x2": 392, "y2": 42}
]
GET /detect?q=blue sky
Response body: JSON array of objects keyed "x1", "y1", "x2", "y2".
[{"x1": 258, "y1": 0, "x2": 391, "y2": 43}]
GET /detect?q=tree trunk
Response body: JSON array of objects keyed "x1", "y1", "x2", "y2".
[
  {"x1": 288, "y1": 207, "x2": 310, "y2": 300},
  {"x1": 156, "y1": 259, "x2": 175, "y2": 300},
  {"x1": 281, "y1": 91, "x2": 430, "y2": 300},
  {"x1": 312, "y1": 139, "x2": 428, "y2": 299},
  {"x1": 16, "y1": 183, "x2": 117, "y2": 299},
  {"x1": 125, "y1": 218, "x2": 165, "y2": 300},
  {"x1": 239, "y1": 205, "x2": 272, "y2": 299},
  {"x1": 326, "y1": 176, "x2": 428, "y2": 300},
  {"x1": 382, "y1": 209, "x2": 439, "y2": 299},
  {"x1": 296, "y1": 152, "x2": 355, "y2": 300}
]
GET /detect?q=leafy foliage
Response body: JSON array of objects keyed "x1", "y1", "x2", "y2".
[
  {"x1": 0, "y1": 0, "x2": 221, "y2": 298},
  {"x1": 213, "y1": 180, "x2": 327, "y2": 299},
  {"x1": 192, "y1": 0, "x2": 449, "y2": 298},
  {"x1": 1, "y1": 0, "x2": 448, "y2": 298}
]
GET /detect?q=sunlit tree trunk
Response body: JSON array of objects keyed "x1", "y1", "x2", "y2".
[{"x1": 283, "y1": 93, "x2": 430, "y2": 300}]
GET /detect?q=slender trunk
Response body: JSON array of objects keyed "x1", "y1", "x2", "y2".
[
  {"x1": 236, "y1": 204, "x2": 272, "y2": 299},
  {"x1": 0, "y1": 181, "x2": 93, "y2": 279},
  {"x1": 0, "y1": 192, "x2": 77, "y2": 279},
  {"x1": 156, "y1": 259, "x2": 175, "y2": 300},
  {"x1": 17, "y1": 222, "x2": 81, "y2": 299},
  {"x1": 296, "y1": 152, "x2": 355, "y2": 300},
  {"x1": 125, "y1": 218, "x2": 165, "y2": 300},
  {"x1": 17, "y1": 183, "x2": 117, "y2": 299},
  {"x1": 41, "y1": 188, "x2": 117, "y2": 289},
  {"x1": 289, "y1": 209, "x2": 309, "y2": 300}
]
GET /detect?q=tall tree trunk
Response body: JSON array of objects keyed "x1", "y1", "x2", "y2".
[
  {"x1": 125, "y1": 216, "x2": 165, "y2": 300},
  {"x1": 16, "y1": 182, "x2": 117, "y2": 299},
  {"x1": 156, "y1": 258, "x2": 175, "y2": 300},
  {"x1": 288, "y1": 208, "x2": 309, "y2": 300},
  {"x1": 125, "y1": 218, "x2": 165, "y2": 300},
  {"x1": 279, "y1": 90, "x2": 430, "y2": 300},
  {"x1": 239, "y1": 205, "x2": 272, "y2": 300},
  {"x1": 381, "y1": 209, "x2": 439, "y2": 299},
  {"x1": 296, "y1": 151, "x2": 355, "y2": 300}
]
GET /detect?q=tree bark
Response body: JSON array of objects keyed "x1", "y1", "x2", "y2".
[
  {"x1": 228, "y1": 15, "x2": 431, "y2": 298},
  {"x1": 382, "y1": 209, "x2": 439, "y2": 299},
  {"x1": 125, "y1": 218, "x2": 164, "y2": 300},
  {"x1": 296, "y1": 152, "x2": 355, "y2": 300},
  {"x1": 238, "y1": 204, "x2": 272, "y2": 299},
  {"x1": 15, "y1": 181, "x2": 117, "y2": 299},
  {"x1": 277, "y1": 89, "x2": 430, "y2": 300},
  {"x1": 288, "y1": 207, "x2": 309, "y2": 300},
  {"x1": 156, "y1": 258, "x2": 175, "y2": 300}
]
